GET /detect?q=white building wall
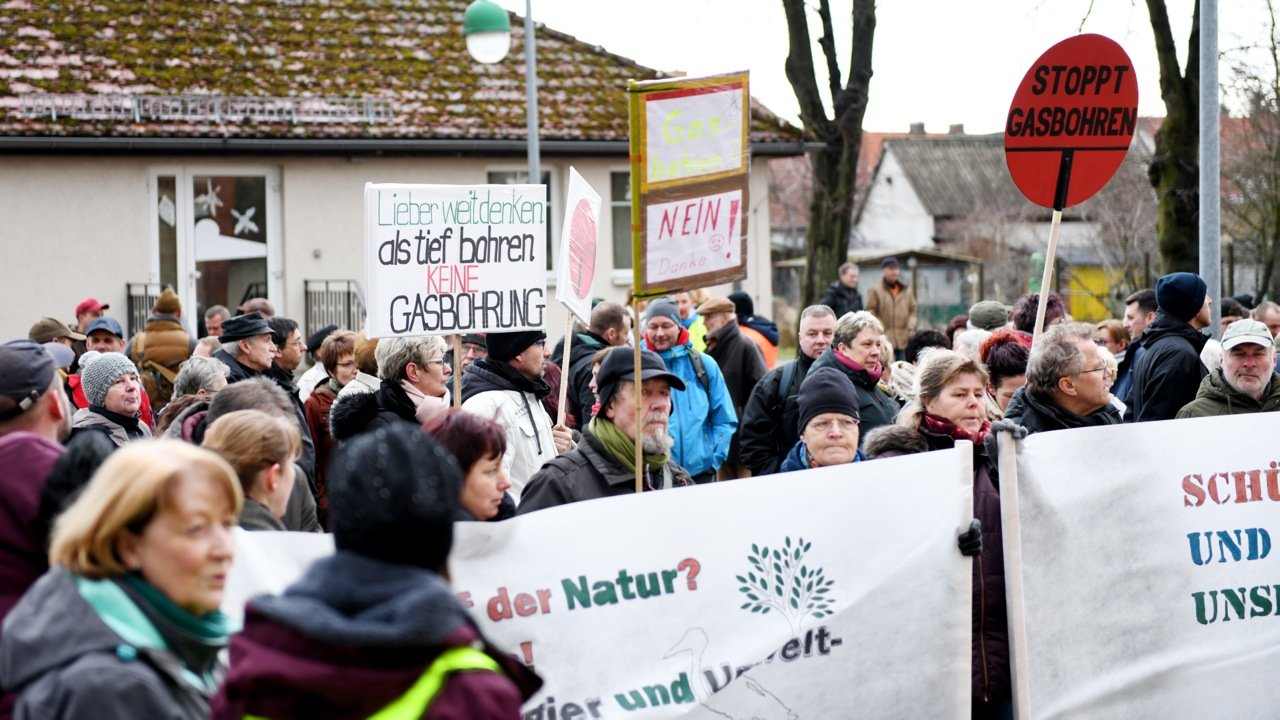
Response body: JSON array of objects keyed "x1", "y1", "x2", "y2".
[
  {"x1": 0, "y1": 153, "x2": 776, "y2": 343},
  {"x1": 0, "y1": 157, "x2": 152, "y2": 339},
  {"x1": 853, "y1": 149, "x2": 935, "y2": 253}
]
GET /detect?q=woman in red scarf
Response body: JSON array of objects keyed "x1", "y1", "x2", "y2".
[{"x1": 888, "y1": 349, "x2": 1008, "y2": 720}]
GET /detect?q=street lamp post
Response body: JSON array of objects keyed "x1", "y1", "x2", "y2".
[{"x1": 463, "y1": 0, "x2": 540, "y2": 183}]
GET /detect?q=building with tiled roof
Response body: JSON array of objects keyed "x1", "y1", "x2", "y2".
[{"x1": 0, "y1": 0, "x2": 805, "y2": 339}]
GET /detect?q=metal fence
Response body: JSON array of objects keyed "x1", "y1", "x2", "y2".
[
  {"x1": 126, "y1": 283, "x2": 163, "y2": 337},
  {"x1": 304, "y1": 280, "x2": 366, "y2": 338}
]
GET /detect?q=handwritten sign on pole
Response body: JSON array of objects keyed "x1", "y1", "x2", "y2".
[
  {"x1": 555, "y1": 168, "x2": 601, "y2": 325},
  {"x1": 363, "y1": 183, "x2": 547, "y2": 338},
  {"x1": 628, "y1": 71, "x2": 750, "y2": 296}
]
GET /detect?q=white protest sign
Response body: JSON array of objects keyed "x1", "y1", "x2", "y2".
[
  {"x1": 1002, "y1": 413, "x2": 1280, "y2": 718},
  {"x1": 363, "y1": 183, "x2": 547, "y2": 338},
  {"x1": 555, "y1": 168, "x2": 601, "y2": 325},
  {"x1": 226, "y1": 449, "x2": 974, "y2": 718},
  {"x1": 643, "y1": 80, "x2": 747, "y2": 187},
  {"x1": 643, "y1": 187, "x2": 743, "y2": 287}
]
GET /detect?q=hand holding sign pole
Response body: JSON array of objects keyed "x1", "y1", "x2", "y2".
[{"x1": 1004, "y1": 34, "x2": 1138, "y2": 343}]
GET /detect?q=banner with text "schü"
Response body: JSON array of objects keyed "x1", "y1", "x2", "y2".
[
  {"x1": 363, "y1": 183, "x2": 547, "y2": 338},
  {"x1": 225, "y1": 448, "x2": 975, "y2": 719},
  {"x1": 1000, "y1": 413, "x2": 1280, "y2": 719}
]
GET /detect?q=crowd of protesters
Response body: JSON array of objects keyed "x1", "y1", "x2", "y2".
[{"x1": 2, "y1": 257, "x2": 1276, "y2": 718}]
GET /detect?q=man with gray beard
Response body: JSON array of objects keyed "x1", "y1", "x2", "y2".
[{"x1": 518, "y1": 347, "x2": 692, "y2": 512}]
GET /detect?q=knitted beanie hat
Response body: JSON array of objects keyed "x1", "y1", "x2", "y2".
[
  {"x1": 797, "y1": 367, "x2": 861, "y2": 433},
  {"x1": 1155, "y1": 272, "x2": 1208, "y2": 323},
  {"x1": 79, "y1": 351, "x2": 139, "y2": 407},
  {"x1": 327, "y1": 423, "x2": 463, "y2": 571},
  {"x1": 644, "y1": 298, "x2": 681, "y2": 327}
]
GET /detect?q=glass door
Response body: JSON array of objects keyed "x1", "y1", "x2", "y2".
[{"x1": 150, "y1": 167, "x2": 281, "y2": 335}]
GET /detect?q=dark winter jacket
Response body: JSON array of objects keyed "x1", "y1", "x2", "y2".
[
  {"x1": 518, "y1": 427, "x2": 692, "y2": 513},
  {"x1": 329, "y1": 379, "x2": 419, "y2": 441},
  {"x1": 0, "y1": 432, "x2": 62, "y2": 638},
  {"x1": 566, "y1": 331, "x2": 610, "y2": 426},
  {"x1": 1111, "y1": 346, "x2": 1137, "y2": 405},
  {"x1": 2, "y1": 569, "x2": 224, "y2": 719},
  {"x1": 212, "y1": 348, "x2": 260, "y2": 384},
  {"x1": 69, "y1": 405, "x2": 152, "y2": 447},
  {"x1": 739, "y1": 353, "x2": 817, "y2": 476},
  {"x1": 818, "y1": 281, "x2": 863, "y2": 318},
  {"x1": 809, "y1": 348, "x2": 901, "y2": 445},
  {"x1": 1002, "y1": 387, "x2": 1122, "y2": 434},
  {"x1": 1128, "y1": 311, "x2": 1208, "y2": 422},
  {"x1": 704, "y1": 321, "x2": 766, "y2": 460},
  {"x1": 876, "y1": 425, "x2": 1008, "y2": 704},
  {"x1": 742, "y1": 316, "x2": 781, "y2": 346},
  {"x1": 1176, "y1": 369, "x2": 1280, "y2": 418},
  {"x1": 211, "y1": 551, "x2": 540, "y2": 719}
]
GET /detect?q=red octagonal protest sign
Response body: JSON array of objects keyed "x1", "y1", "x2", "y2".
[{"x1": 1005, "y1": 34, "x2": 1139, "y2": 210}]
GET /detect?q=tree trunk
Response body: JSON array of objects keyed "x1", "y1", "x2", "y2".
[
  {"x1": 782, "y1": 0, "x2": 876, "y2": 308},
  {"x1": 1145, "y1": 0, "x2": 1201, "y2": 273}
]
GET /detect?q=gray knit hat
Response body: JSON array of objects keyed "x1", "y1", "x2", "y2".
[{"x1": 79, "y1": 351, "x2": 139, "y2": 408}]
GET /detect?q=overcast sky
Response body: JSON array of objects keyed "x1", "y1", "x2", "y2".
[{"x1": 492, "y1": 0, "x2": 1273, "y2": 134}]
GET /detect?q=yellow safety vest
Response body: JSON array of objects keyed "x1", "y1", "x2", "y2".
[{"x1": 245, "y1": 645, "x2": 501, "y2": 720}]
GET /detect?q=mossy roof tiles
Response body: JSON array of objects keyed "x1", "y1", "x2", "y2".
[{"x1": 0, "y1": 0, "x2": 802, "y2": 145}]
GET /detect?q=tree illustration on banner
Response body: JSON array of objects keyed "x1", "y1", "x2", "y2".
[{"x1": 737, "y1": 536, "x2": 835, "y2": 636}]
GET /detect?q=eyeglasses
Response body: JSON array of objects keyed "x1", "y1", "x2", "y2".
[
  {"x1": 1079, "y1": 365, "x2": 1114, "y2": 378},
  {"x1": 809, "y1": 417, "x2": 860, "y2": 432}
]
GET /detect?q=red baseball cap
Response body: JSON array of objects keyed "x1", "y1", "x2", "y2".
[{"x1": 74, "y1": 298, "x2": 109, "y2": 316}]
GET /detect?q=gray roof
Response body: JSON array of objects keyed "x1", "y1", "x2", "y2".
[{"x1": 885, "y1": 134, "x2": 1039, "y2": 219}]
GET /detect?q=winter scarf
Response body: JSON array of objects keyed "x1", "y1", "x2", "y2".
[
  {"x1": 589, "y1": 415, "x2": 669, "y2": 472},
  {"x1": 921, "y1": 412, "x2": 990, "y2": 445},
  {"x1": 833, "y1": 348, "x2": 883, "y2": 384},
  {"x1": 399, "y1": 379, "x2": 450, "y2": 425}
]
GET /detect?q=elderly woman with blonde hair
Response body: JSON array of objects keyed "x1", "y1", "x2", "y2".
[{"x1": 1, "y1": 440, "x2": 241, "y2": 718}]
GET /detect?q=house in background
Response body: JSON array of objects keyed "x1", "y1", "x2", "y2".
[
  {"x1": 852, "y1": 124, "x2": 1160, "y2": 321},
  {"x1": 0, "y1": 0, "x2": 805, "y2": 340}
]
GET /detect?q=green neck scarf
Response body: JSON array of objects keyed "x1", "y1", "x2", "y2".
[
  {"x1": 589, "y1": 416, "x2": 670, "y2": 472},
  {"x1": 119, "y1": 573, "x2": 230, "y2": 642}
]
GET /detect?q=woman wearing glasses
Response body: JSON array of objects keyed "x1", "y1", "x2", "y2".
[
  {"x1": 780, "y1": 367, "x2": 865, "y2": 471},
  {"x1": 329, "y1": 335, "x2": 452, "y2": 442}
]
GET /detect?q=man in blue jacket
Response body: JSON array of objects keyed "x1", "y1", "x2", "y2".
[{"x1": 641, "y1": 298, "x2": 736, "y2": 484}]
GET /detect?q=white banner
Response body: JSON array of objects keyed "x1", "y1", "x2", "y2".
[
  {"x1": 1002, "y1": 413, "x2": 1280, "y2": 719},
  {"x1": 555, "y1": 168, "x2": 601, "y2": 325},
  {"x1": 363, "y1": 183, "x2": 547, "y2": 338},
  {"x1": 225, "y1": 450, "x2": 974, "y2": 718},
  {"x1": 643, "y1": 188, "x2": 744, "y2": 287}
]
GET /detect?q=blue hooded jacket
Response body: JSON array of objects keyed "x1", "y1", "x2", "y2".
[{"x1": 644, "y1": 329, "x2": 737, "y2": 476}]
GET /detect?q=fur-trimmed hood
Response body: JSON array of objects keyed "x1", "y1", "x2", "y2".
[{"x1": 862, "y1": 424, "x2": 929, "y2": 459}]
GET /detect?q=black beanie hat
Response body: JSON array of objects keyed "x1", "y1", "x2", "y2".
[
  {"x1": 306, "y1": 324, "x2": 339, "y2": 355},
  {"x1": 327, "y1": 423, "x2": 462, "y2": 570},
  {"x1": 727, "y1": 291, "x2": 755, "y2": 318},
  {"x1": 1155, "y1": 272, "x2": 1208, "y2": 323},
  {"x1": 797, "y1": 367, "x2": 860, "y2": 433},
  {"x1": 486, "y1": 330, "x2": 545, "y2": 362}
]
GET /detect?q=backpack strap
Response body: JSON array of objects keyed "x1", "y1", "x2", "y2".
[
  {"x1": 687, "y1": 350, "x2": 710, "y2": 394},
  {"x1": 779, "y1": 359, "x2": 799, "y2": 403}
]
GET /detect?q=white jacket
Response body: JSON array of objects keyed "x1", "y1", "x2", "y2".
[{"x1": 462, "y1": 388, "x2": 557, "y2": 501}]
